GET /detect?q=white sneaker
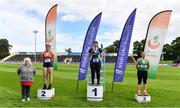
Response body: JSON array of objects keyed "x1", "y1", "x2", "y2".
[
  {"x1": 27, "y1": 97, "x2": 30, "y2": 101},
  {"x1": 22, "y1": 99, "x2": 26, "y2": 102}
]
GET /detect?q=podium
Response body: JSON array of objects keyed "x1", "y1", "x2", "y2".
[
  {"x1": 86, "y1": 58, "x2": 105, "y2": 101},
  {"x1": 135, "y1": 94, "x2": 151, "y2": 103},
  {"x1": 87, "y1": 85, "x2": 103, "y2": 101},
  {"x1": 37, "y1": 88, "x2": 55, "y2": 100}
]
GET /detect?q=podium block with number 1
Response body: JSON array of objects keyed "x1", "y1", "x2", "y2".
[{"x1": 87, "y1": 85, "x2": 103, "y2": 101}]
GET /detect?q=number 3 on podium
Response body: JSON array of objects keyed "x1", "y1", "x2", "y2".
[
  {"x1": 143, "y1": 97, "x2": 146, "y2": 101},
  {"x1": 92, "y1": 88, "x2": 97, "y2": 96},
  {"x1": 41, "y1": 91, "x2": 46, "y2": 96}
]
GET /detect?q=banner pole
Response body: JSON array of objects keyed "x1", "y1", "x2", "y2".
[
  {"x1": 103, "y1": 50, "x2": 106, "y2": 92},
  {"x1": 76, "y1": 80, "x2": 79, "y2": 92},
  {"x1": 111, "y1": 82, "x2": 114, "y2": 92}
]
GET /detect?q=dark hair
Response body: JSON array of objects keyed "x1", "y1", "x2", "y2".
[
  {"x1": 46, "y1": 44, "x2": 51, "y2": 47},
  {"x1": 94, "y1": 41, "x2": 98, "y2": 44}
]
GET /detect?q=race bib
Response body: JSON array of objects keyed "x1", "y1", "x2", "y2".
[
  {"x1": 93, "y1": 58, "x2": 99, "y2": 62},
  {"x1": 45, "y1": 58, "x2": 51, "y2": 63}
]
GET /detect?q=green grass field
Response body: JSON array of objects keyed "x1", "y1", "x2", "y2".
[
  {"x1": 0, "y1": 63, "x2": 179, "y2": 107},
  {"x1": 159, "y1": 60, "x2": 173, "y2": 64}
]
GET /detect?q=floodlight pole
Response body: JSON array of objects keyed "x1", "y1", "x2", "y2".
[{"x1": 33, "y1": 30, "x2": 38, "y2": 63}]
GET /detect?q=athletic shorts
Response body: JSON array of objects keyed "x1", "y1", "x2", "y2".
[{"x1": 43, "y1": 62, "x2": 53, "y2": 68}]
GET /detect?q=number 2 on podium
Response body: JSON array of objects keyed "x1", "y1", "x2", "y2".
[
  {"x1": 92, "y1": 88, "x2": 97, "y2": 96},
  {"x1": 41, "y1": 91, "x2": 46, "y2": 96}
]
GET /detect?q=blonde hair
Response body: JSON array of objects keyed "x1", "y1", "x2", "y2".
[{"x1": 23, "y1": 57, "x2": 32, "y2": 66}]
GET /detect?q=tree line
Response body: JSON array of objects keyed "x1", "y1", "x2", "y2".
[{"x1": 0, "y1": 38, "x2": 12, "y2": 59}]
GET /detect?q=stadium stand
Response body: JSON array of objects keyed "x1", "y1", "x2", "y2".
[{"x1": 1, "y1": 52, "x2": 136, "y2": 64}]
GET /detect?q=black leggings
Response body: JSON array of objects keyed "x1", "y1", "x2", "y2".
[
  {"x1": 21, "y1": 85, "x2": 31, "y2": 99},
  {"x1": 90, "y1": 62, "x2": 101, "y2": 84},
  {"x1": 137, "y1": 70, "x2": 148, "y2": 84}
]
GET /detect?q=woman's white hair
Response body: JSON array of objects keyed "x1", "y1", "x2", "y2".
[{"x1": 23, "y1": 57, "x2": 32, "y2": 66}]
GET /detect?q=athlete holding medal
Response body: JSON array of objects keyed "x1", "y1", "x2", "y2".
[
  {"x1": 89, "y1": 41, "x2": 103, "y2": 85},
  {"x1": 136, "y1": 51, "x2": 150, "y2": 96},
  {"x1": 42, "y1": 44, "x2": 54, "y2": 89}
]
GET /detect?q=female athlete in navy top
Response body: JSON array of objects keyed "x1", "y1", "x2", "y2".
[{"x1": 89, "y1": 41, "x2": 103, "y2": 85}]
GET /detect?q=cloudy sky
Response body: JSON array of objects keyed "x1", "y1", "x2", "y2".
[{"x1": 0, "y1": 0, "x2": 180, "y2": 53}]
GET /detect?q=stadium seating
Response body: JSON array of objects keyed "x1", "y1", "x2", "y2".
[{"x1": 3, "y1": 52, "x2": 136, "y2": 64}]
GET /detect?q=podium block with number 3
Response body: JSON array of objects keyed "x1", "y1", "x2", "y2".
[
  {"x1": 87, "y1": 85, "x2": 103, "y2": 101},
  {"x1": 135, "y1": 94, "x2": 151, "y2": 103},
  {"x1": 37, "y1": 88, "x2": 55, "y2": 100}
]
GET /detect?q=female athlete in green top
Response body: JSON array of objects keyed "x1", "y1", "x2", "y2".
[{"x1": 136, "y1": 51, "x2": 150, "y2": 96}]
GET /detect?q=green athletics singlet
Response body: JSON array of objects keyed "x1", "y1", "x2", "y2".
[{"x1": 138, "y1": 58, "x2": 149, "y2": 71}]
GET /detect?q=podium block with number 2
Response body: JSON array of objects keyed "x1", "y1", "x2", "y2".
[
  {"x1": 37, "y1": 88, "x2": 55, "y2": 100},
  {"x1": 87, "y1": 85, "x2": 103, "y2": 101}
]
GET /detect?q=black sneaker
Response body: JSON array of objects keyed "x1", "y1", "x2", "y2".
[
  {"x1": 42, "y1": 84, "x2": 47, "y2": 89},
  {"x1": 48, "y1": 84, "x2": 52, "y2": 89}
]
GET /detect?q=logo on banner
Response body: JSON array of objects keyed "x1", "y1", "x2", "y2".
[
  {"x1": 47, "y1": 30, "x2": 54, "y2": 43},
  {"x1": 80, "y1": 68, "x2": 86, "y2": 74},
  {"x1": 115, "y1": 69, "x2": 123, "y2": 75},
  {"x1": 148, "y1": 35, "x2": 160, "y2": 49}
]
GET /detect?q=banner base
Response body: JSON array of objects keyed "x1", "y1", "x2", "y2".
[
  {"x1": 37, "y1": 88, "x2": 55, "y2": 100},
  {"x1": 53, "y1": 63, "x2": 58, "y2": 70},
  {"x1": 135, "y1": 94, "x2": 151, "y2": 103}
]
